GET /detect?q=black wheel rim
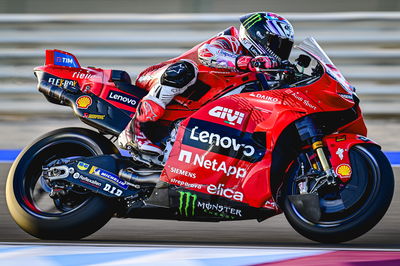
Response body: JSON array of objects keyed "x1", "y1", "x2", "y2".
[
  {"x1": 288, "y1": 145, "x2": 380, "y2": 227},
  {"x1": 14, "y1": 138, "x2": 102, "y2": 218}
]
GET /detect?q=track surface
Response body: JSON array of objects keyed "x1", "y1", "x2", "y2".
[
  {"x1": 1, "y1": 165, "x2": 399, "y2": 248},
  {"x1": 0, "y1": 117, "x2": 399, "y2": 248}
]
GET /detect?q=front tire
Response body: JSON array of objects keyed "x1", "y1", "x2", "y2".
[
  {"x1": 283, "y1": 144, "x2": 394, "y2": 243},
  {"x1": 6, "y1": 127, "x2": 119, "y2": 240}
]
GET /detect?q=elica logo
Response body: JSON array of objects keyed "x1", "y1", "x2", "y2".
[
  {"x1": 207, "y1": 184, "x2": 244, "y2": 201},
  {"x1": 178, "y1": 150, "x2": 247, "y2": 179},
  {"x1": 178, "y1": 191, "x2": 197, "y2": 216},
  {"x1": 107, "y1": 90, "x2": 138, "y2": 108},
  {"x1": 208, "y1": 106, "x2": 245, "y2": 126}
]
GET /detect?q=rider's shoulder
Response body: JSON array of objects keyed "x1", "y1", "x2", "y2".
[{"x1": 217, "y1": 26, "x2": 240, "y2": 38}]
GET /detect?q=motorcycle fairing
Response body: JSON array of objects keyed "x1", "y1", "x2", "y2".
[
  {"x1": 161, "y1": 63, "x2": 358, "y2": 208},
  {"x1": 323, "y1": 134, "x2": 378, "y2": 182},
  {"x1": 168, "y1": 187, "x2": 276, "y2": 221},
  {"x1": 36, "y1": 50, "x2": 147, "y2": 116},
  {"x1": 46, "y1": 49, "x2": 81, "y2": 68}
]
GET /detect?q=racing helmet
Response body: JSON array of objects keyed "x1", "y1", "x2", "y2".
[{"x1": 239, "y1": 12, "x2": 294, "y2": 60}]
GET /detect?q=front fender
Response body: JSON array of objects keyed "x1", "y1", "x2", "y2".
[{"x1": 323, "y1": 133, "x2": 379, "y2": 182}]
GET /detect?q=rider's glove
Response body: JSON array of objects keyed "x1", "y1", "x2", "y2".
[{"x1": 236, "y1": 55, "x2": 279, "y2": 72}]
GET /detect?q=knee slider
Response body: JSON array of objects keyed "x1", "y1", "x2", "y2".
[{"x1": 161, "y1": 61, "x2": 197, "y2": 88}]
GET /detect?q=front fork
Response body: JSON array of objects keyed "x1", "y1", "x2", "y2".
[{"x1": 295, "y1": 117, "x2": 336, "y2": 189}]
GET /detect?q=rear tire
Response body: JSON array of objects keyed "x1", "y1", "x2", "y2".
[
  {"x1": 6, "y1": 127, "x2": 119, "y2": 240},
  {"x1": 283, "y1": 144, "x2": 394, "y2": 243}
]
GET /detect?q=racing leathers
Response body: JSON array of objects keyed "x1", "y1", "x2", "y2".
[{"x1": 118, "y1": 26, "x2": 279, "y2": 155}]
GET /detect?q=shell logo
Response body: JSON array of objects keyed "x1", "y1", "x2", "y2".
[
  {"x1": 336, "y1": 164, "x2": 352, "y2": 178},
  {"x1": 76, "y1": 96, "x2": 92, "y2": 109}
]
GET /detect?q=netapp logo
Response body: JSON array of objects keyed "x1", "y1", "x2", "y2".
[
  {"x1": 182, "y1": 118, "x2": 265, "y2": 162},
  {"x1": 208, "y1": 106, "x2": 245, "y2": 126},
  {"x1": 107, "y1": 90, "x2": 139, "y2": 108},
  {"x1": 178, "y1": 150, "x2": 247, "y2": 179}
]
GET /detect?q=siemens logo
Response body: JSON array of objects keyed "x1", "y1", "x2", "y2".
[
  {"x1": 182, "y1": 118, "x2": 265, "y2": 162},
  {"x1": 107, "y1": 90, "x2": 139, "y2": 108}
]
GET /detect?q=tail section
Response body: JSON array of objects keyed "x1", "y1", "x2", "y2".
[{"x1": 45, "y1": 49, "x2": 81, "y2": 68}]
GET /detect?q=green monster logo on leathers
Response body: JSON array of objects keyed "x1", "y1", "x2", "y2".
[{"x1": 178, "y1": 191, "x2": 197, "y2": 216}]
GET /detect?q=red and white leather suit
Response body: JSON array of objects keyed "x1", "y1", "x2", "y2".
[{"x1": 118, "y1": 27, "x2": 278, "y2": 155}]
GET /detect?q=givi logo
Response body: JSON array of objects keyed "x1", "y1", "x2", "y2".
[{"x1": 208, "y1": 106, "x2": 245, "y2": 126}]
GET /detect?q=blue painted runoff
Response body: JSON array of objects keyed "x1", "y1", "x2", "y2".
[{"x1": 1, "y1": 149, "x2": 400, "y2": 165}]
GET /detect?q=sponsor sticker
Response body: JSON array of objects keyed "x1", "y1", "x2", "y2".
[
  {"x1": 76, "y1": 96, "x2": 92, "y2": 109},
  {"x1": 72, "y1": 172, "x2": 101, "y2": 188},
  {"x1": 336, "y1": 148, "x2": 344, "y2": 160},
  {"x1": 208, "y1": 106, "x2": 245, "y2": 126},
  {"x1": 107, "y1": 90, "x2": 139, "y2": 108},
  {"x1": 54, "y1": 51, "x2": 79, "y2": 68},
  {"x1": 169, "y1": 166, "x2": 196, "y2": 179},
  {"x1": 83, "y1": 113, "x2": 106, "y2": 120},
  {"x1": 48, "y1": 77, "x2": 78, "y2": 90},
  {"x1": 89, "y1": 166, "x2": 128, "y2": 190},
  {"x1": 177, "y1": 191, "x2": 243, "y2": 219},
  {"x1": 249, "y1": 93, "x2": 279, "y2": 103},
  {"x1": 336, "y1": 164, "x2": 352, "y2": 178},
  {"x1": 72, "y1": 72, "x2": 98, "y2": 79},
  {"x1": 336, "y1": 135, "x2": 346, "y2": 142},
  {"x1": 290, "y1": 92, "x2": 317, "y2": 110},
  {"x1": 358, "y1": 136, "x2": 371, "y2": 142},
  {"x1": 178, "y1": 150, "x2": 247, "y2": 179},
  {"x1": 338, "y1": 93, "x2": 353, "y2": 100},
  {"x1": 103, "y1": 183, "x2": 123, "y2": 196},
  {"x1": 77, "y1": 161, "x2": 90, "y2": 171},
  {"x1": 182, "y1": 118, "x2": 265, "y2": 162}
]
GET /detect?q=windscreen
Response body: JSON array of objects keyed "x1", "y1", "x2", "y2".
[{"x1": 296, "y1": 37, "x2": 355, "y2": 94}]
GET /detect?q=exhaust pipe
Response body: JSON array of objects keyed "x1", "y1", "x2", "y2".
[
  {"x1": 38, "y1": 80, "x2": 68, "y2": 104},
  {"x1": 119, "y1": 169, "x2": 160, "y2": 184}
]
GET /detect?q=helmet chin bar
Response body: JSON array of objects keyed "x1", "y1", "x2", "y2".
[
  {"x1": 239, "y1": 26, "x2": 266, "y2": 57},
  {"x1": 239, "y1": 25, "x2": 283, "y2": 60}
]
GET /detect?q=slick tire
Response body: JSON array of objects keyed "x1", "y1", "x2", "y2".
[
  {"x1": 6, "y1": 127, "x2": 119, "y2": 240},
  {"x1": 283, "y1": 144, "x2": 394, "y2": 243}
]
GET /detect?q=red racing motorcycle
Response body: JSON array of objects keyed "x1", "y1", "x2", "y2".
[{"x1": 6, "y1": 37, "x2": 394, "y2": 243}]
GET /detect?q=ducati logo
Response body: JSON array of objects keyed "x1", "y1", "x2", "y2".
[{"x1": 208, "y1": 106, "x2": 245, "y2": 126}]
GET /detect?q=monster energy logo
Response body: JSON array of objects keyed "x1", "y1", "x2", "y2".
[
  {"x1": 178, "y1": 191, "x2": 197, "y2": 216},
  {"x1": 243, "y1": 13, "x2": 262, "y2": 29}
]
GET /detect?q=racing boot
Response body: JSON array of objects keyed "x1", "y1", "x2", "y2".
[{"x1": 118, "y1": 99, "x2": 164, "y2": 155}]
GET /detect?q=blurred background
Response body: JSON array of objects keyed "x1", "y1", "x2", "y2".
[
  {"x1": 0, "y1": 0, "x2": 400, "y2": 120},
  {"x1": 0, "y1": 0, "x2": 399, "y2": 244}
]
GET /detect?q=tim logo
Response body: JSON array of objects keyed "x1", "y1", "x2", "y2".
[{"x1": 208, "y1": 106, "x2": 245, "y2": 126}]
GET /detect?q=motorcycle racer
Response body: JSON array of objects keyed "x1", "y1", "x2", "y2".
[{"x1": 118, "y1": 12, "x2": 295, "y2": 155}]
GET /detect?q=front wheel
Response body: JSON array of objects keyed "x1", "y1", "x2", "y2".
[
  {"x1": 6, "y1": 127, "x2": 119, "y2": 240},
  {"x1": 283, "y1": 144, "x2": 394, "y2": 243}
]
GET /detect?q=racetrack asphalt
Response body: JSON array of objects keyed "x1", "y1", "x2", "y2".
[
  {"x1": 0, "y1": 165, "x2": 398, "y2": 248},
  {"x1": 0, "y1": 117, "x2": 399, "y2": 248}
]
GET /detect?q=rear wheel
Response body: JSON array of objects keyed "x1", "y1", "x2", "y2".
[
  {"x1": 283, "y1": 144, "x2": 394, "y2": 243},
  {"x1": 6, "y1": 127, "x2": 119, "y2": 240}
]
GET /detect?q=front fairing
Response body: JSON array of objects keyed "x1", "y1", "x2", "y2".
[{"x1": 161, "y1": 38, "x2": 364, "y2": 209}]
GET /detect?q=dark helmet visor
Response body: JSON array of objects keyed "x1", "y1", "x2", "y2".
[{"x1": 247, "y1": 23, "x2": 293, "y2": 60}]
